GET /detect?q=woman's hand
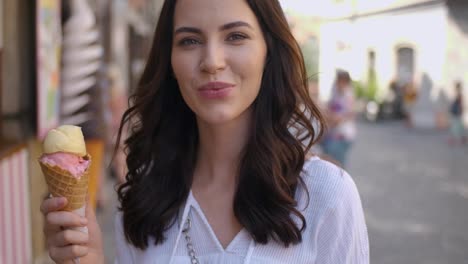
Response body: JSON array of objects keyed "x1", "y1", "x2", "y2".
[{"x1": 41, "y1": 197, "x2": 105, "y2": 264}]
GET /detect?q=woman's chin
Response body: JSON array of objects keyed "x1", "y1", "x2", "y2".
[
  {"x1": 195, "y1": 110, "x2": 243, "y2": 126},
  {"x1": 194, "y1": 105, "x2": 253, "y2": 127},
  {"x1": 197, "y1": 114, "x2": 234, "y2": 126}
]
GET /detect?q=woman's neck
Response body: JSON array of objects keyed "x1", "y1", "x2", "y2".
[{"x1": 193, "y1": 109, "x2": 252, "y2": 189}]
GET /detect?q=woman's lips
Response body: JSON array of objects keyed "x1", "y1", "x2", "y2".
[{"x1": 197, "y1": 82, "x2": 235, "y2": 99}]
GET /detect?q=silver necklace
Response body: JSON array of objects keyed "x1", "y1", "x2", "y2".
[{"x1": 182, "y1": 216, "x2": 200, "y2": 264}]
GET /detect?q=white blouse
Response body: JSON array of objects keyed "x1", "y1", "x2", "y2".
[{"x1": 114, "y1": 157, "x2": 369, "y2": 263}]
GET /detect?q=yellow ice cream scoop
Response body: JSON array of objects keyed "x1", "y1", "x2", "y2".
[{"x1": 43, "y1": 125, "x2": 87, "y2": 156}]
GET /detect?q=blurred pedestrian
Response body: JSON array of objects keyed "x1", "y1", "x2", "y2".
[
  {"x1": 448, "y1": 81, "x2": 466, "y2": 145},
  {"x1": 389, "y1": 80, "x2": 405, "y2": 119},
  {"x1": 40, "y1": 0, "x2": 369, "y2": 263},
  {"x1": 306, "y1": 80, "x2": 341, "y2": 167},
  {"x1": 322, "y1": 70, "x2": 356, "y2": 167},
  {"x1": 402, "y1": 82, "x2": 418, "y2": 128}
]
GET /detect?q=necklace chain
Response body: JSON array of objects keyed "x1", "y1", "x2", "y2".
[{"x1": 182, "y1": 217, "x2": 200, "y2": 264}]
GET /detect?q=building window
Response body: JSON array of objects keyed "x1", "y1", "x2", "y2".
[{"x1": 396, "y1": 47, "x2": 415, "y2": 85}]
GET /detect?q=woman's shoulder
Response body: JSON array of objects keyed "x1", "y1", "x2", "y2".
[
  {"x1": 302, "y1": 155, "x2": 352, "y2": 185},
  {"x1": 299, "y1": 156, "x2": 362, "y2": 210},
  {"x1": 298, "y1": 156, "x2": 369, "y2": 262}
]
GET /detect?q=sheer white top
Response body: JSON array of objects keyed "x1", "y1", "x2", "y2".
[{"x1": 114, "y1": 157, "x2": 369, "y2": 263}]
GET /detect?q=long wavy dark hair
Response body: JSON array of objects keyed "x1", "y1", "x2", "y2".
[{"x1": 116, "y1": 0, "x2": 326, "y2": 250}]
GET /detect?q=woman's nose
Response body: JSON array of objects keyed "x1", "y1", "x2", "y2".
[{"x1": 199, "y1": 42, "x2": 226, "y2": 74}]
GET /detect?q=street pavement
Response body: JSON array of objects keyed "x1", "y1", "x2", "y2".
[
  {"x1": 98, "y1": 119, "x2": 468, "y2": 264},
  {"x1": 348, "y1": 120, "x2": 468, "y2": 264}
]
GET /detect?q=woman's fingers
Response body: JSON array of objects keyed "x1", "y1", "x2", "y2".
[
  {"x1": 84, "y1": 201, "x2": 105, "y2": 259},
  {"x1": 46, "y1": 211, "x2": 88, "y2": 228},
  {"x1": 49, "y1": 245, "x2": 88, "y2": 263},
  {"x1": 44, "y1": 212, "x2": 88, "y2": 236},
  {"x1": 50, "y1": 229, "x2": 89, "y2": 247},
  {"x1": 40, "y1": 197, "x2": 101, "y2": 263},
  {"x1": 41, "y1": 197, "x2": 69, "y2": 235},
  {"x1": 40, "y1": 197, "x2": 67, "y2": 214},
  {"x1": 43, "y1": 210, "x2": 88, "y2": 236}
]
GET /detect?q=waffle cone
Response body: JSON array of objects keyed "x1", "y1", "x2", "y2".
[{"x1": 39, "y1": 154, "x2": 91, "y2": 211}]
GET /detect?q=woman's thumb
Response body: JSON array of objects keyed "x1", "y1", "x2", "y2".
[
  {"x1": 85, "y1": 197, "x2": 97, "y2": 220},
  {"x1": 84, "y1": 197, "x2": 103, "y2": 249}
]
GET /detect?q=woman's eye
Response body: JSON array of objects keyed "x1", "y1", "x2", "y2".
[
  {"x1": 227, "y1": 33, "x2": 248, "y2": 42},
  {"x1": 178, "y1": 38, "x2": 200, "y2": 46}
]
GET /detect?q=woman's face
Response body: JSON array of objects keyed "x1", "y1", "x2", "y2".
[{"x1": 171, "y1": 0, "x2": 268, "y2": 125}]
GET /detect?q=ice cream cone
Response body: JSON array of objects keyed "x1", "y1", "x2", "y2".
[{"x1": 39, "y1": 154, "x2": 91, "y2": 211}]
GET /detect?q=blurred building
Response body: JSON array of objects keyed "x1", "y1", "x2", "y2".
[
  {"x1": 0, "y1": 0, "x2": 162, "y2": 262},
  {"x1": 288, "y1": 15, "x2": 321, "y2": 84},
  {"x1": 318, "y1": 0, "x2": 468, "y2": 128}
]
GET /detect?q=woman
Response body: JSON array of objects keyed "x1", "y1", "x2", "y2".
[
  {"x1": 41, "y1": 0, "x2": 369, "y2": 263},
  {"x1": 322, "y1": 70, "x2": 356, "y2": 167}
]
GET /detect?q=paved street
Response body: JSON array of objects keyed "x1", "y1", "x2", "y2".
[
  {"x1": 348, "y1": 120, "x2": 468, "y2": 264},
  {"x1": 98, "y1": 120, "x2": 468, "y2": 263}
]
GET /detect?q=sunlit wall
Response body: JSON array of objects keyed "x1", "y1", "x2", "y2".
[{"x1": 319, "y1": 4, "x2": 447, "y2": 102}]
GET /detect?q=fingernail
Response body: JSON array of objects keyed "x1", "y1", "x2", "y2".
[
  {"x1": 57, "y1": 197, "x2": 66, "y2": 206},
  {"x1": 81, "y1": 218, "x2": 88, "y2": 225}
]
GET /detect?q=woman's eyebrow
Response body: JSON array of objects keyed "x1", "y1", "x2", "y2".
[
  {"x1": 174, "y1": 26, "x2": 202, "y2": 35},
  {"x1": 220, "y1": 21, "x2": 253, "y2": 31},
  {"x1": 174, "y1": 21, "x2": 253, "y2": 35}
]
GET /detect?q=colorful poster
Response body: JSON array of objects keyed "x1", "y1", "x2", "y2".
[{"x1": 36, "y1": 0, "x2": 61, "y2": 139}]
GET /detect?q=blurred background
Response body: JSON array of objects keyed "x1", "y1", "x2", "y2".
[{"x1": 0, "y1": 0, "x2": 467, "y2": 263}]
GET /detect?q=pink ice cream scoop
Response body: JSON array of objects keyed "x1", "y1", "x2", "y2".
[{"x1": 40, "y1": 152, "x2": 91, "y2": 178}]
